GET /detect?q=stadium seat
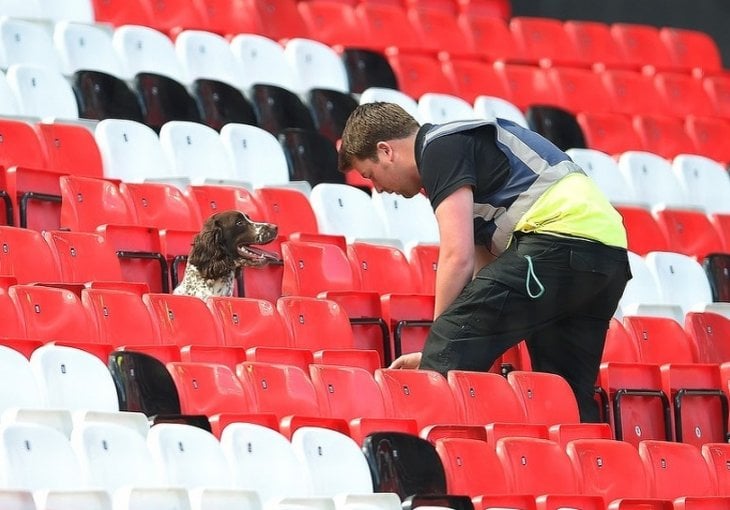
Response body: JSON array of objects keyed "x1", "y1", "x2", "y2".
[
  {"x1": 91, "y1": 0, "x2": 155, "y2": 27},
  {"x1": 0, "y1": 71, "x2": 18, "y2": 116},
  {"x1": 192, "y1": 79, "x2": 259, "y2": 132},
  {"x1": 119, "y1": 181, "x2": 202, "y2": 231},
  {"x1": 29, "y1": 344, "x2": 119, "y2": 412},
  {"x1": 82, "y1": 288, "x2": 162, "y2": 348},
  {"x1": 0, "y1": 16, "x2": 62, "y2": 71},
  {"x1": 632, "y1": 114, "x2": 696, "y2": 160},
  {"x1": 601, "y1": 69, "x2": 663, "y2": 116},
  {"x1": 652, "y1": 71, "x2": 715, "y2": 119},
  {"x1": 276, "y1": 295, "x2": 355, "y2": 351},
  {"x1": 684, "y1": 115, "x2": 730, "y2": 164},
  {"x1": 291, "y1": 427, "x2": 373, "y2": 496},
  {"x1": 509, "y1": 16, "x2": 582, "y2": 67},
  {"x1": 42, "y1": 230, "x2": 124, "y2": 285},
  {"x1": 493, "y1": 63, "x2": 552, "y2": 112},
  {"x1": 133, "y1": 73, "x2": 203, "y2": 133},
  {"x1": 614, "y1": 207, "x2": 670, "y2": 255},
  {"x1": 659, "y1": 27, "x2": 724, "y2": 76},
  {"x1": 219, "y1": 124, "x2": 291, "y2": 189},
  {"x1": 702, "y1": 443, "x2": 730, "y2": 496},
  {"x1": 167, "y1": 362, "x2": 254, "y2": 417},
  {"x1": 340, "y1": 48, "x2": 398, "y2": 94},
  {"x1": 143, "y1": 293, "x2": 224, "y2": 347},
  {"x1": 6, "y1": 63, "x2": 79, "y2": 120},
  {"x1": 442, "y1": 58, "x2": 510, "y2": 104},
  {"x1": 617, "y1": 151, "x2": 688, "y2": 209},
  {"x1": 112, "y1": 24, "x2": 185, "y2": 82},
  {"x1": 434, "y1": 438, "x2": 511, "y2": 498},
  {"x1": 309, "y1": 183, "x2": 388, "y2": 243},
  {"x1": 108, "y1": 350, "x2": 182, "y2": 416},
  {"x1": 526, "y1": 105, "x2": 587, "y2": 152},
  {"x1": 284, "y1": 38, "x2": 349, "y2": 94},
  {"x1": 297, "y1": 1, "x2": 367, "y2": 48},
  {"x1": 644, "y1": 251, "x2": 714, "y2": 318},
  {"x1": 306, "y1": 88, "x2": 359, "y2": 145},
  {"x1": 618, "y1": 251, "x2": 685, "y2": 324},
  {"x1": 407, "y1": 243, "x2": 439, "y2": 295},
  {"x1": 0, "y1": 226, "x2": 62, "y2": 283},
  {"x1": 371, "y1": 191, "x2": 439, "y2": 250},
  {"x1": 174, "y1": 30, "x2": 242, "y2": 87},
  {"x1": 702, "y1": 254, "x2": 730, "y2": 303},
  {"x1": 280, "y1": 239, "x2": 360, "y2": 297},
  {"x1": 565, "y1": 148, "x2": 634, "y2": 204},
  {"x1": 653, "y1": 209, "x2": 724, "y2": 260},
  {"x1": 250, "y1": 0, "x2": 311, "y2": 41},
  {"x1": 359, "y1": 87, "x2": 420, "y2": 120},
  {"x1": 187, "y1": 184, "x2": 265, "y2": 222},
  {"x1": 495, "y1": 437, "x2": 578, "y2": 496},
  {"x1": 685, "y1": 312, "x2": 730, "y2": 364},
  {"x1": 353, "y1": 3, "x2": 421, "y2": 52},
  {"x1": 34, "y1": 121, "x2": 103, "y2": 177},
  {"x1": 638, "y1": 440, "x2": 716, "y2": 499},
  {"x1": 279, "y1": 128, "x2": 345, "y2": 188},
  {"x1": 563, "y1": 20, "x2": 627, "y2": 70},
  {"x1": 602, "y1": 317, "x2": 640, "y2": 363},
  {"x1": 53, "y1": 21, "x2": 123, "y2": 77},
  {"x1": 457, "y1": 14, "x2": 520, "y2": 63},
  {"x1": 386, "y1": 49, "x2": 457, "y2": 99},
  {"x1": 207, "y1": 296, "x2": 291, "y2": 349},
  {"x1": 407, "y1": 6, "x2": 476, "y2": 58},
  {"x1": 576, "y1": 111, "x2": 642, "y2": 155},
  {"x1": 702, "y1": 74, "x2": 730, "y2": 119},
  {"x1": 672, "y1": 154, "x2": 730, "y2": 214},
  {"x1": 472, "y1": 96, "x2": 528, "y2": 127},
  {"x1": 0, "y1": 345, "x2": 43, "y2": 412},
  {"x1": 361, "y1": 431, "x2": 447, "y2": 499},
  {"x1": 610, "y1": 23, "x2": 675, "y2": 73},
  {"x1": 417, "y1": 93, "x2": 477, "y2": 123},
  {"x1": 159, "y1": 121, "x2": 239, "y2": 185},
  {"x1": 546, "y1": 66, "x2": 613, "y2": 114},
  {"x1": 249, "y1": 84, "x2": 316, "y2": 136},
  {"x1": 623, "y1": 315, "x2": 696, "y2": 364},
  {"x1": 229, "y1": 34, "x2": 297, "y2": 91},
  {"x1": 507, "y1": 370, "x2": 581, "y2": 426}
]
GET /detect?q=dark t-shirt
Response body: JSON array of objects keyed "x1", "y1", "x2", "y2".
[{"x1": 415, "y1": 123, "x2": 511, "y2": 246}]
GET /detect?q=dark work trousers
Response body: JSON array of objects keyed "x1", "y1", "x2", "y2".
[{"x1": 419, "y1": 232, "x2": 632, "y2": 423}]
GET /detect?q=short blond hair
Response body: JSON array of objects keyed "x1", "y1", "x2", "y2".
[{"x1": 338, "y1": 102, "x2": 420, "y2": 172}]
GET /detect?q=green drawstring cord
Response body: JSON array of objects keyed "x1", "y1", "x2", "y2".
[{"x1": 524, "y1": 255, "x2": 545, "y2": 299}]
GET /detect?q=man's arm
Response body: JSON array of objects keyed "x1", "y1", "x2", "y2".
[{"x1": 433, "y1": 185, "x2": 475, "y2": 319}]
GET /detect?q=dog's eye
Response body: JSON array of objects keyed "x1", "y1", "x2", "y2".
[{"x1": 236, "y1": 219, "x2": 243, "y2": 226}]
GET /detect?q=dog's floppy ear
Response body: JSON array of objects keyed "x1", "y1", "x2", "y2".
[{"x1": 189, "y1": 215, "x2": 233, "y2": 280}]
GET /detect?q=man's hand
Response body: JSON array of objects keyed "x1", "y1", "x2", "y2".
[{"x1": 388, "y1": 352, "x2": 422, "y2": 369}]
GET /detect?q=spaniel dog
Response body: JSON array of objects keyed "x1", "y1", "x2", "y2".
[{"x1": 173, "y1": 210, "x2": 278, "y2": 299}]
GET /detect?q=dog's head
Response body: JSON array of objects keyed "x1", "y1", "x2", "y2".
[{"x1": 188, "y1": 210, "x2": 278, "y2": 280}]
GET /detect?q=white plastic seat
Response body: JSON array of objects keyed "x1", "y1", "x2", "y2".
[
  {"x1": 283, "y1": 38, "x2": 349, "y2": 93},
  {"x1": 617, "y1": 151, "x2": 689, "y2": 209},
  {"x1": 114, "y1": 487, "x2": 191, "y2": 510},
  {"x1": 0, "y1": 0, "x2": 42, "y2": 20},
  {"x1": 29, "y1": 344, "x2": 119, "y2": 413},
  {"x1": 371, "y1": 190, "x2": 439, "y2": 250},
  {"x1": 95, "y1": 118, "x2": 175, "y2": 183},
  {"x1": 230, "y1": 34, "x2": 296, "y2": 91},
  {"x1": 290, "y1": 427, "x2": 373, "y2": 497},
  {"x1": 6, "y1": 63, "x2": 79, "y2": 119},
  {"x1": 417, "y1": 93, "x2": 477, "y2": 124},
  {"x1": 334, "y1": 494, "x2": 402, "y2": 510},
  {"x1": 473, "y1": 96, "x2": 528, "y2": 128},
  {"x1": 0, "y1": 71, "x2": 18, "y2": 115},
  {"x1": 565, "y1": 148, "x2": 636, "y2": 205},
  {"x1": 0, "y1": 346, "x2": 43, "y2": 414},
  {"x1": 645, "y1": 251, "x2": 713, "y2": 318},
  {"x1": 273, "y1": 498, "x2": 336, "y2": 510},
  {"x1": 359, "y1": 87, "x2": 419, "y2": 121},
  {"x1": 175, "y1": 30, "x2": 242, "y2": 87},
  {"x1": 71, "y1": 422, "x2": 162, "y2": 492},
  {"x1": 72, "y1": 410, "x2": 150, "y2": 439},
  {"x1": 617, "y1": 251, "x2": 684, "y2": 324},
  {"x1": 159, "y1": 121, "x2": 239, "y2": 185},
  {"x1": 672, "y1": 154, "x2": 730, "y2": 214},
  {"x1": 38, "y1": 0, "x2": 94, "y2": 23},
  {"x1": 188, "y1": 489, "x2": 262, "y2": 510},
  {"x1": 53, "y1": 21, "x2": 122, "y2": 77},
  {"x1": 147, "y1": 423, "x2": 233, "y2": 490},
  {"x1": 0, "y1": 491, "x2": 35, "y2": 510},
  {"x1": 220, "y1": 422, "x2": 310, "y2": 505},
  {"x1": 219, "y1": 123, "x2": 291, "y2": 189},
  {"x1": 0, "y1": 17, "x2": 62, "y2": 71},
  {"x1": 309, "y1": 183, "x2": 389, "y2": 243},
  {"x1": 112, "y1": 24, "x2": 185, "y2": 82}
]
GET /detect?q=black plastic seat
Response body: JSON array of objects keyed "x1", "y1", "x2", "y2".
[
  {"x1": 192, "y1": 79, "x2": 258, "y2": 131},
  {"x1": 249, "y1": 84, "x2": 316, "y2": 136},
  {"x1": 403, "y1": 495, "x2": 474, "y2": 510},
  {"x1": 108, "y1": 350, "x2": 181, "y2": 416},
  {"x1": 341, "y1": 48, "x2": 398, "y2": 93},
  {"x1": 279, "y1": 128, "x2": 345, "y2": 187},
  {"x1": 704, "y1": 253, "x2": 730, "y2": 302},
  {"x1": 526, "y1": 105, "x2": 587, "y2": 151},
  {"x1": 362, "y1": 431, "x2": 447, "y2": 499},
  {"x1": 133, "y1": 72, "x2": 203, "y2": 133},
  {"x1": 73, "y1": 70, "x2": 144, "y2": 122},
  {"x1": 306, "y1": 88, "x2": 358, "y2": 144}
]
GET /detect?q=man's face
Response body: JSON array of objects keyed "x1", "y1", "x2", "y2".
[{"x1": 352, "y1": 142, "x2": 421, "y2": 198}]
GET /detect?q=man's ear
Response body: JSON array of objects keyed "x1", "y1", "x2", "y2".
[{"x1": 376, "y1": 141, "x2": 393, "y2": 160}]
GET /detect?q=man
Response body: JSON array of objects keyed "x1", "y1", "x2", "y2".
[{"x1": 337, "y1": 102, "x2": 631, "y2": 422}]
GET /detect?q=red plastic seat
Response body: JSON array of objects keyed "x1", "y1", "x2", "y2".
[
  {"x1": 456, "y1": 14, "x2": 520, "y2": 63},
  {"x1": 143, "y1": 293, "x2": 224, "y2": 347},
  {"x1": 493, "y1": 63, "x2": 551, "y2": 112},
  {"x1": 702, "y1": 75, "x2": 730, "y2": 119},
  {"x1": 435, "y1": 438, "x2": 510, "y2": 497},
  {"x1": 180, "y1": 345, "x2": 248, "y2": 373},
  {"x1": 407, "y1": 7, "x2": 475, "y2": 58},
  {"x1": 167, "y1": 361, "x2": 254, "y2": 416},
  {"x1": 297, "y1": 1, "x2": 367, "y2": 47},
  {"x1": 81, "y1": 288, "x2": 162, "y2": 348},
  {"x1": 602, "y1": 317, "x2": 640, "y2": 363},
  {"x1": 196, "y1": 0, "x2": 260, "y2": 35},
  {"x1": 207, "y1": 297, "x2": 291, "y2": 349},
  {"x1": 507, "y1": 370, "x2": 581, "y2": 426},
  {"x1": 0, "y1": 284, "x2": 26, "y2": 339},
  {"x1": 312, "y1": 348, "x2": 381, "y2": 374},
  {"x1": 638, "y1": 440, "x2": 717, "y2": 500},
  {"x1": 119, "y1": 182, "x2": 202, "y2": 231},
  {"x1": 509, "y1": 16, "x2": 581, "y2": 68},
  {"x1": 0, "y1": 226, "x2": 61, "y2": 284},
  {"x1": 253, "y1": 188, "x2": 319, "y2": 237},
  {"x1": 610, "y1": 23, "x2": 676, "y2": 73},
  {"x1": 348, "y1": 242, "x2": 420, "y2": 295},
  {"x1": 702, "y1": 443, "x2": 730, "y2": 496},
  {"x1": 546, "y1": 66, "x2": 613, "y2": 114},
  {"x1": 685, "y1": 312, "x2": 730, "y2": 364},
  {"x1": 576, "y1": 111, "x2": 642, "y2": 155},
  {"x1": 652, "y1": 72, "x2": 715, "y2": 119},
  {"x1": 653, "y1": 208, "x2": 725, "y2": 260},
  {"x1": 614, "y1": 205, "x2": 671, "y2": 255},
  {"x1": 250, "y1": 0, "x2": 310, "y2": 41},
  {"x1": 375, "y1": 368, "x2": 462, "y2": 432},
  {"x1": 563, "y1": 20, "x2": 628, "y2": 71},
  {"x1": 244, "y1": 346, "x2": 313, "y2": 373},
  {"x1": 280, "y1": 240, "x2": 359, "y2": 297},
  {"x1": 354, "y1": 4, "x2": 421, "y2": 52},
  {"x1": 187, "y1": 185, "x2": 266, "y2": 224},
  {"x1": 710, "y1": 213, "x2": 730, "y2": 253},
  {"x1": 59, "y1": 176, "x2": 136, "y2": 231},
  {"x1": 139, "y1": 0, "x2": 207, "y2": 34},
  {"x1": 276, "y1": 295, "x2": 355, "y2": 350},
  {"x1": 407, "y1": 244, "x2": 439, "y2": 295},
  {"x1": 623, "y1": 316, "x2": 696, "y2": 365},
  {"x1": 601, "y1": 69, "x2": 663, "y2": 116},
  {"x1": 90, "y1": 0, "x2": 154, "y2": 26},
  {"x1": 34, "y1": 122, "x2": 103, "y2": 177},
  {"x1": 441, "y1": 57, "x2": 509, "y2": 103},
  {"x1": 42, "y1": 230, "x2": 124, "y2": 285},
  {"x1": 684, "y1": 116, "x2": 730, "y2": 164},
  {"x1": 659, "y1": 27, "x2": 724, "y2": 76},
  {"x1": 385, "y1": 49, "x2": 457, "y2": 99},
  {"x1": 632, "y1": 114, "x2": 698, "y2": 159}
]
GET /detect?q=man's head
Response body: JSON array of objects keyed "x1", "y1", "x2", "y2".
[{"x1": 338, "y1": 102, "x2": 423, "y2": 197}]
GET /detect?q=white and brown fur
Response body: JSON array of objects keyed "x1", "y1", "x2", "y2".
[{"x1": 173, "y1": 210, "x2": 278, "y2": 299}]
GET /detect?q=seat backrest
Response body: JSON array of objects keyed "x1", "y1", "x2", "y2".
[
  {"x1": 219, "y1": 124, "x2": 290, "y2": 189},
  {"x1": 0, "y1": 345, "x2": 43, "y2": 413},
  {"x1": 672, "y1": 154, "x2": 730, "y2": 214},
  {"x1": 108, "y1": 350, "x2": 181, "y2": 415},
  {"x1": 112, "y1": 24, "x2": 185, "y2": 82},
  {"x1": 120, "y1": 181, "x2": 202, "y2": 230},
  {"x1": 702, "y1": 443, "x2": 730, "y2": 496},
  {"x1": 472, "y1": 96, "x2": 528, "y2": 128},
  {"x1": 236, "y1": 361, "x2": 320, "y2": 419},
  {"x1": 5, "y1": 63, "x2": 79, "y2": 119},
  {"x1": 0, "y1": 226, "x2": 62, "y2": 283},
  {"x1": 143, "y1": 293, "x2": 223, "y2": 347},
  {"x1": 495, "y1": 437, "x2": 577, "y2": 495},
  {"x1": 525, "y1": 105, "x2": 586, "y2": 152},
  {"x1": 29, "y1": 344, "x2": 119, "y2": 412},
  {"x1": 417, "y1": 93, "x2": 476, "y2": 124},
  {"x1": 310, "y1": 183, "x2": 388, "y2": 242},
  {"x1": 207, "y1": 296, "x2": 291, "y2": 349},
  {"x1": 0, "y1": 422, "x2": 83, "y2": 490},
  {"x1": 375, "y1": 368, "x2": 461, "y2": 431},
  {"x1": 435, "y1": 437, "x2": 510, "y2": 497},
  {"x1": 280, "y1": 240, "x2": 359, "y2": 297},
  {"x1": 147, "y1": 423, "x2": 233, "y2": 489},
  {"x1": 685, "y1": 311, "x2": 730, "y2": 364},
  {"x1": 645, "y1": 251, "x2": 713, "y2": 318},
  {"x1": 59, "y1": 175, "x2": 136, "y2": 231},
  {"x1": 371, "y1": 191, "x2": 439, "y2": 250},
  {"x1": 617, "y1": 150, "x2": 688, "y2": 209},
  {"x1": 159, "y1": 121, "x2": 237, "y2": 185},
  {"x1": 133, "y1": 72, "x2": 203, "y2": 133},
  {"x1": 348, "y1": 242, "x2": 420, "y2": 295},
  {"x1": 71, "y1": 421, "x2": 162, "y2": 491},
  {"x1": 53, "y1": 21, "x2": 122, "y2": 77},
  {"x1": 359, "y1": 87, "x2": 420, "y2": 120},
  {"x1": 229, "y1": 34, "x2": 297, "y2": 91},
  {"x1": 565, "y1": 148, "x2": 634, "y2": 205},
  {"x1": 276, "y1": 295, "x2": 355, "y2": 350},
  {"x1": 506, "y1": 370, "x2": 581, "y2": 426},
  {"x1": 623, "y1": 315, "x2": 696, "y2": 364},
  {"x1": 615, "y1": 207, "x2": 670, "y2": 256},
  {"x1": 220, "y1": 422, "x2": 310, "y2": 503},
  {"x1": 82, "y1": 288, "x2": 161, "y2": 347},
  {"x1": 42, "y1": 230, "x2": 124, "y2": 284},
  {"x1": 291, "y1": 426, "x2": 373, "y2": 496},
  {"x1": 0, "y1": 16, "x2": 61, "y2": 71},
  {"x1": 654, "y1": 208, "x2": 724, "y2": 260},
  {"x1": 447, "y1": 370, "x2": 527, "y2": 425},
  {"x1": 309, "y1": 364, "x2": 387, "y2": 421},
  {"x1": 35, "y1": 121, "x2": 103, "y2": 177},
  {"x1": 284, "y1": 38, "x2": 349, "y2": 93},
  {"x1": 249, "y1": 84, "x2": 315, "y2": 136},
  {"x1": 254, "y1": 187, "x2": 319, "y2": 237},
  {"x1": 167, "y1": 361, "x2": 253, "y2": 417},
  {"x1": 638, "y1": 440, "x2": 716, "y2": 499},
  {"x1": 175, "y1": 30, "x2": 242, "y2": 87},
  {"x1": 95, "y1": 118, "x2": 175, "y2": 183}
]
